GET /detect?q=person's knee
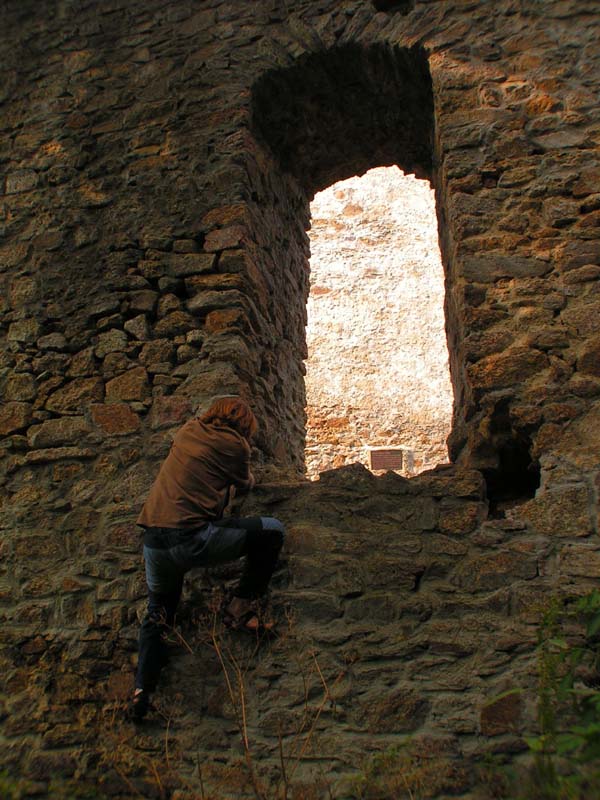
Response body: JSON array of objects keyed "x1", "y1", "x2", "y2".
[
  {"x1": 260, "y1": 516, "x2": 285, "y2": 538},
  {"x1": 247, "y1": 519, "x2": 285, "y2": 551}
]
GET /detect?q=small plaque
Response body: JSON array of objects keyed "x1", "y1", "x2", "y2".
[{"x1": 370, "y1": 448, "x2": 404, "y2": 471}]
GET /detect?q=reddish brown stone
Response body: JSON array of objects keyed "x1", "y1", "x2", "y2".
[
  {"x1": 217, "y1": 249, "x2": 247, "y2": 273},
  {"x1": 8, "y1": 319, "x2": 41, "y2": 344},
  {"x1": 561, "y1": 299, "x2": 600, "y2": 336},
  {"x1": 124, "y1": 314, "x2": 150, "y2": 340},
  {"x1": 6, "y1": 169, "x2": 38, "y2": 194},
  {"x1": 65, "y1": 111, "x2": 89, "y2": 129},
  {"x1": 0, "y1": 401, "x2": 32, "y2": 434},
  {"x1": 105, "y1": 367, "x2": 150, "y2": 401},
  {"x1": 468, "y1": 347, "x2": 548, "y2": 390},
  {"x1": 154, "y1": 310, "x2": 195, "y2": 336},
  {"x1": 105, "y1": 671, "x2": 132, "y2": 701},
  {"x1": 217, "y1": 248, "x2": 269, "y2": 301},
  {"x1": 205, "y1": 307, "x2": 246, "y2": 333},
  {"x1": 203, "y1": 225, "x2": 247, "y2": 252},
  {"x1": 19, "y1": 447, "x2": 95, "y2": 466},
  {"x1": 78, "y1": 183, "x2": 111, "y2": 207},
  {"x1": 106, "y1": 523, "x2": 140, "y2": 550},
  {"x1": 365, "y1": 689, "x2": 429, "y2": 734},
  {"x1": 202, "y1": 204, "x2": 250, "y2": 228},
  {"x1": 480, "y1": 691, "x2": 522, "y2": 736},
  {"x1": 543, "y1": 401, "x2": 583, "y2": 423},
  {"x1": 21, "y1": 635, "x2": 47, "y2": 655},
  {"x1": 1, "y1": 242, "x2": 30, "y2": 269},
  {"x1": 185, "y1": 272, "x2": 245, "y2": 292},
  {"x1": 455, "y1": 551, "x2": 538, "y2": 590},
  {"x1": 129, "y1": 289, "x2": 158, "y2": 313},
  {"x1": 520, "y1": 486, "x2": 593, "y2": 538},
  {"x1": 28, "y1": 416, "x2": 91, "y2": 447},
  {"x1": 465, "y1": 329, "x2": 514, "y2": 362},
  {"x1": 577, "y1": 335, "x2": 600, "y2": 376},
  {"x1": 9, "y1": 275, "x2": 38, "y2": 306},
  {"x1": 149, "y1": 395, "x2": 193, "y2": 429},
  {"x1": 560, "y1": 544, "x2": 600, "y2": 578},
  {"x1": 562, "y1": 264, "x2": 600, "y2": 285},
  {"x1": 61, "y1": 577, "x2": 89, "y2": 592},
  {"x1": 52, "y1": 463, "x2": 84, "y2": 483},
  {"x1": 173, "y1": 238, "x2": 198, "y2": 253},
  {"x1": 526, "y1": 93, "x2": 559, "y2": 115},
  {"x1": 169, "y1": 253, "x2": 214, "y2": 276},
  {"x1": 91, "y1": 403, "x2": 140, "y2": 434},
  {"x1": 68, "y1": 347, "x2": 96, "y2": 377},
  {"x1": 187, "y1": 289, "x2": 246, "y2": 315},
  {"x1": 415, "y1": 468, "x2": 485, "y2": 499},
  {"x1": 46, "y1": 378, "x2": 104, "y2": 414},
  {"x1": 438, "y1": 500, "x2": 482, "y2": 534},
  {"x1": 577, "y1": 210, "x2": 600, "y2": 229},
  {"x1": 139, "y1": 338, "x2": 175, "y2": 365},
  {"x1": 95, "y1": 328, "x2": 128, "y2": 357},
  {"x1": 157, "y1": 293, "x2": 181, "y2": 317}
]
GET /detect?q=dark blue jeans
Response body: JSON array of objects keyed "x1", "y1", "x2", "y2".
[{"x1": 135, "y1": 516, "x2": 285, "y2": 692}]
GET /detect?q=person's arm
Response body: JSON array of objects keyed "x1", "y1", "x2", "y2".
[
  {"x1": 228, "y1": 435, "x2": 255, "y2": 492},
  {"x1": 233, "y1": 469, "x2": 255, "y2": 492}
]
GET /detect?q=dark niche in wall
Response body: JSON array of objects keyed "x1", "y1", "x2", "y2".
[
  {"x1": 372, "y1": 0, "x2": 415, "y2": 13},
  {"x1": 481, "y1": 399, "x2": 541, "y2": 517}
]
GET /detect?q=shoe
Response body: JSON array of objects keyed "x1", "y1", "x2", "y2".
[
  {"x1": 128, "y1": 689, "x2": 150, "y2": 721},
  {"x1": 222, "y1": 597, "x2": 276, "y2": 636}
]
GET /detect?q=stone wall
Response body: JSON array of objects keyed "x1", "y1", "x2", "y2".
[
  {"x1": 1, "y1": 0, "x2": 600, "y2": 796},
  {"x1": 305, "y1": 166, "x2": 453, "y2": 478}
]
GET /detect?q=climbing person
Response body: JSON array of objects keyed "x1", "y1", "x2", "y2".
[{"x1": 130, "y1": 396, "x2": 285, "y2": 721}]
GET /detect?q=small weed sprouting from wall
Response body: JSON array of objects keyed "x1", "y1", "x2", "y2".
[
  {"x1": 506, "y1": 591, "x2": 600, "y2": 800},
  {"x1": 0, "y1": 772, "x2": 20, "y2": 800},
  {"x1": 345, "y1": 739, "x2": 469, "y2": 800},
  {"x1": 15, "y1": 589, "x2": 600, "y2": 799},
  {"x1": 90, "y1": 588, "x2": 349, "y2": 800},
  {"x1": 347, "y1": 743, "x2": 426, "y2": 799},
  {"x1": 197, "y1": 595, "x2": 349, "y2": 800},
  {"x1": 467, "y1": 592, "x2": 600, "y2": 800},
  {"x1": 0, "y1": 771, "x2": 114, "y2": 800}
]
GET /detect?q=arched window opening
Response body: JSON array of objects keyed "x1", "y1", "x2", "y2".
[
  {"x1": 249, "y1": 43, "x2": 467, "y2": 475},
  {"x1": 304, "y1": 166, "x2": 453, "y2": 479}
]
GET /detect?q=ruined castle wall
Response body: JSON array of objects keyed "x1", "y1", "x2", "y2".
[{"x1": 1, "y1": 0, "x2": 599, "y2": 795}]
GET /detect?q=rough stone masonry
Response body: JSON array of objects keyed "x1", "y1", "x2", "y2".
[{"x1": 0, "y1": 0, "x2": 599, "y2": 797}]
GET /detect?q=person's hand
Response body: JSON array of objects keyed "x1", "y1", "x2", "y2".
[{"x1": 247, "y1": 471, "x2": 256, "y2": 490}]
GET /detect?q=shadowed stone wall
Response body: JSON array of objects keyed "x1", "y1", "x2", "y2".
[{"x1": 1, "y1": 0, "x2": 599, "y2": 796}]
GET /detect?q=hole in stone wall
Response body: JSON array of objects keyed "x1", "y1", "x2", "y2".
[
  {"x1": 304, "y1": 166, "x2": 453, "y2": 480},
  {"x1": 372, "y1": 0, "x2": 415, "y2": 13},
  {"x1": 481, "y1": 399, "x2": 541, "y2": 517}
]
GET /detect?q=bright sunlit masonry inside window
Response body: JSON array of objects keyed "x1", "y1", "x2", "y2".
[{"x1": 304, "y1": 166, "x2": 453, "y2": 481}]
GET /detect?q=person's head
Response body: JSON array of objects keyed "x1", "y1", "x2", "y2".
[{"x1": 200, "y1": 397, "x2": 258, "y2": 441}]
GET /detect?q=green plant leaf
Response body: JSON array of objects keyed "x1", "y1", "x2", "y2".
[
  {"x1": 570, "y1": 722, "x2": 600, "y2": 735},
  {"x1": 483, "y1": 687, "x2": 524, "y2": 707},
  {"x1": 588, "y1": 613, "x2": 600, "y2": 638},
  {"x1": 525, "y1": 735, "x2": 546, "y2": 753},
  {"x1": 547, "y1": 637, "x2": 569, "y2": 650},
  {"x1": 555, "y1": 733, "x2": 585, "y2": 754}
]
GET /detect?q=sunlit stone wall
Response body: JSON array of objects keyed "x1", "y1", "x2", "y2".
[{"x1": 305, "y1": 166, "x2": 453, "y2": 478}]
